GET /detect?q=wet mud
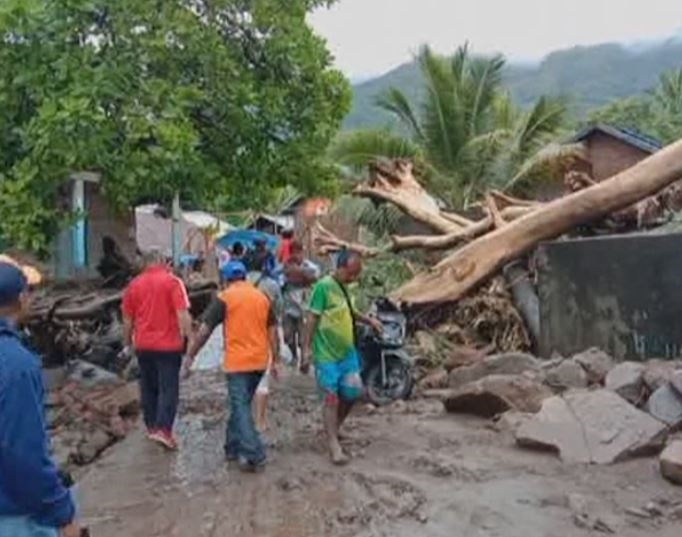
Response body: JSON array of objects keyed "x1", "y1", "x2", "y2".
[{"x1": 79, "y1": 370, "x2": 682, "y2": 537}]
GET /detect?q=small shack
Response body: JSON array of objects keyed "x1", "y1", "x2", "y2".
[
  {"x1": 52, "y1": 172, "x2": 135, "y2": 280},
  {"x1": 135, "y1": 204, "x2": 232, "y2": 258},
  {"x1": 572, "y1": 124, "x2": 663, "y2": 181}
]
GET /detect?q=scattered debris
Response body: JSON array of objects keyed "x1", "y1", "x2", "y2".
[
  {"x1": 660, "y1": 440, "x2": 682, "y2": 485},
  {"x1": 27, "y1": 278, "x2": 216, "y2": 369},
  {"x1": 647, "y1": 384, "x2": 682, "y2": 427},
  {"x1": 411, "y1": 279, "x2": 531, "y2": 353},
  {"x1": 605, "y1": 362, "x2": 646, "y2": 405},
  {"x1": 568, "y1": 493, "x2": 617, "y2": 534},
  {"x1": 442, "y1": 374, "x2": 552, "y2": 417},
  {"x1": 516, "y1": 389, "x2": 667, "y2": 464},
  {"x1": 49, "y1": 379, "x2": 140, "y2": 470}
]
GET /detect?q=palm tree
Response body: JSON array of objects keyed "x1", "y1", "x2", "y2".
[{"x1": 331, "y1": 44, "x2": 575, "y2": 209}]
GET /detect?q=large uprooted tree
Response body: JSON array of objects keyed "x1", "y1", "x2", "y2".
[
  {"x1": 315, "y1": 139, "x2": 682, "y2": 307},
  {"x1": 0, "y1": 0, "x2": 349, "y2": 253}
]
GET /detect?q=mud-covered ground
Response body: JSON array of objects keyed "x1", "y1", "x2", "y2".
[{"x1": 79, "y1": 369, "x2": 682, "y2": 537}]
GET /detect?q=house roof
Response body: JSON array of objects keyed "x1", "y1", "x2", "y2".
[
  {"x1": 252, "y1": 213, "x2": 295, "y2": 230},
  {"x1": 573, "y1": 124, "x2": 663, "y2": 154}
]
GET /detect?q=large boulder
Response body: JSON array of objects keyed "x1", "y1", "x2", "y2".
[
  {"x1": 572, "y1": 348, "x2": 614, "y2": 385},
  {"x1": 448, "y1": 352, "x2": 540, "y2": 389},
  {"x1": 443, "y1": 374, "x2": 552, "y2": 417},
  {"x1": 544, "y1": 359, "x2": 588, "y2": 391},
  {"x1": 646, "y1": 384, "x2": 682, "y2": 427},
  {"x1": 605, "y1": 362, "x2": 645, "y2": 404},
  {"x1": 516, "y1": 389, "x2": 667, "y2": 464},
  {"x1": 660, "y1": 440, "x2": 682, "y2": 485}
]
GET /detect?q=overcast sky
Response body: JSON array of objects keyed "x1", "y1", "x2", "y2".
[{"x1": 309, "y1": 0, "x2": 682, "y2": 80}]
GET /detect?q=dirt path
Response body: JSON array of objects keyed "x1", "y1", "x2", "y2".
[{"x1": 79, "y1": 370, "x2": 682, "y2": 537}]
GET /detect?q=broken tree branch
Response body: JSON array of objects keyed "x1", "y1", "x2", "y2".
[
  {"x1": 353, "y1": 159, "x2": 464, "y2": 234},
  {"x1": 485, "y1": 193, "x2": 506, "y2": 229},
  {"x1": 312, "y1": 221, "x2": 380, "y2": 257},
  {"x1": 390, "y1": 206, "x2": 536, "y2": 252},
  {"x1": 392, "y1": 137, "x2": 682, "y2": 304}
]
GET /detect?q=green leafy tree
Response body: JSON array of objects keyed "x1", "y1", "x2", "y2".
[
  {"x1": 330, "y1": 44, "x2": 573, "y2": 209},
  {"x1": 0, "y1": 0, "x2": 350, "y2": 252}
]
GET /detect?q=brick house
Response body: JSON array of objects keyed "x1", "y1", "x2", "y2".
[
  {"x1": 572, "y1": 124, "x2": 662, "y2": 182},
  {"x1": 530, "y1": 124, "x2": 663, "y2": 201}
]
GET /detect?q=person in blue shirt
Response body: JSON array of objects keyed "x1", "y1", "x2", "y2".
[{"x1": 0, "y1": 260, "x2": 80, "y2": 537}]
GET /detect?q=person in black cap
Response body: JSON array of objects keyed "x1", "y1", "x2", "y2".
[{"x1": 0, "y1": 259, "x2": 80, "y2": 537}]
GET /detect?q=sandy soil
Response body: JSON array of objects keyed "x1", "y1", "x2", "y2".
[{"x1": 78, "y1": 370, "x2": 682, "y2": 537}]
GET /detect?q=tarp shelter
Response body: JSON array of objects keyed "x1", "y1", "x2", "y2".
[
  {"x1": 216, "y1": 229, "x2": 279, "y2": 253},
  {"x1": 135, "y1": 204, "x2": 232, "y2": 257}
]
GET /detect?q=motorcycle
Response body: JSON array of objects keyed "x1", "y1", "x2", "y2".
[{"x1": 357, "y1": 297, "x2": 414, "y2": 406}]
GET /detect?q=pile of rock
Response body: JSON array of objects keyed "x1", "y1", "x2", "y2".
[
  {"x1": 426, "y1": 347, "x2": 682, "y2": 481},
  {"x1": 47, "y1": 361, "x2": 140, "y2": 471}
]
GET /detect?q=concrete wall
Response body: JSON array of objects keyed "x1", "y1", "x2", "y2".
[
  {"x1": 586, "y1": 132, "x2": 650, "y2": 182},
  {"x1": 538, "y1": 232, "x2": 682, "y2": 361}
]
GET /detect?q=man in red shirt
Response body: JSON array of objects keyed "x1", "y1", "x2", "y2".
[{"x1": 122, "y1": 250, "x2": 192, "y2": 450}]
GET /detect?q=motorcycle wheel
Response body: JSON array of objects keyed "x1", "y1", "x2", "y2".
[{"x1": 365, "y1": 354, "x2": 414, "y2": 406}]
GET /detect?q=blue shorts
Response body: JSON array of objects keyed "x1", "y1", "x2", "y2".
[{"x1": 315, "y1": 350, "x2": 363, "y2": 402}]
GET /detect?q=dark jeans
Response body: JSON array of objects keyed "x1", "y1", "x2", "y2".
[
  {"x1": 225, "y1": 371, "x2": 265, "y2": 464},
  {"x1": 137, "y1": 351, "x2": 182, "y2": 432}
]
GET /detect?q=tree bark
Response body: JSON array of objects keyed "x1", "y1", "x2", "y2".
[{"x1": 392, "y1": 138, "x2": 682, "y2": 305}]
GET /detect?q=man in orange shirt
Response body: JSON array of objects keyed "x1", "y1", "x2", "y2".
[
  {"x1": 185, "y1": 260, "x2": 279, "y2": 472},
  {"x1": 122, "y1": 250, "x2": 192, "y2": 450}
]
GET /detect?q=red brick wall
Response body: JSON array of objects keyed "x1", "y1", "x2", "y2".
[{"x1": 586, "y1": 132, "x2": 650, "y2": 182}]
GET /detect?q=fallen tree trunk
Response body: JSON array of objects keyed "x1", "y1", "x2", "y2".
[{"x1": 392, "y1": 138, "x2": 682, "y2": 305}]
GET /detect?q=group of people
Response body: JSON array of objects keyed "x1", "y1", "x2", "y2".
[{"x1": 0, "y1": 237, "x2": 379, "y2": 535}]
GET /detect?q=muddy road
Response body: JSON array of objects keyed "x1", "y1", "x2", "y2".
[{"x1": 79, "y1": 370, "x2": 682, "y2": 537}]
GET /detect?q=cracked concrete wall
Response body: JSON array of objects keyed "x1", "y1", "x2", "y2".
[{"x1": 537, "y1": 232, "x2": 682, "y2": 361}]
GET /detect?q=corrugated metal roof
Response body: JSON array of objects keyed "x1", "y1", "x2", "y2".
[{"x1": 573, "y1": 124, "x2": 663, "y2": 154}]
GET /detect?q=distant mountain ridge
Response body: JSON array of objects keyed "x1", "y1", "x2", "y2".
[{"x1": 345, "y1": 37, "x2": 682, "y2": 131}]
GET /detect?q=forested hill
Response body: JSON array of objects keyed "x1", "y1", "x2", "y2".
[{"x1": 345, "y1": 38, "x2": 682, "y2": 131}]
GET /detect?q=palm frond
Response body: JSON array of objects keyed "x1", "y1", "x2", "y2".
[
  {"x1": 328, "y1": 129, "x2": 421, "y2": 172},
  {"x1": 512, "y1": 96, "x2": 568, "y2": 157},
  {"x1": 467, "y1": 54, "x2": 505, "y2": 136},
  {"x1": 375, "y1": 88, "x2": 424, "y2": 141},
  {"x1": 418, "y1": 45, "x2": 461, "y2": 172},
  {"x1": 332, "y1": 195, "x2": 404, "y2": 238},
  {"x1": 505, "y1": 142, "x2": 585, "y2": 193}
]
